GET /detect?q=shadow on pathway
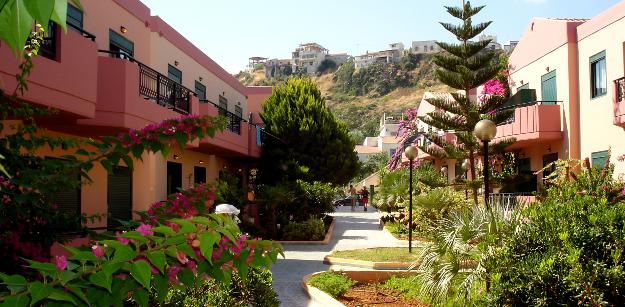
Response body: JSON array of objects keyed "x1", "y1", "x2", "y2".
[{"x1": 270, "y1": 206, "x2": 407, "y2": 307}]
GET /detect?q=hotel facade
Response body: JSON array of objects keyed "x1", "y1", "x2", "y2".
[{"x1": 0, "y1": 0, "x2": 274, "y2": 229}]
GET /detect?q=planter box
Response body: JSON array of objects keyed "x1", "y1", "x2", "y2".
[{"x1": 277, "y1": 217, "x2": 336, "y2": 245}]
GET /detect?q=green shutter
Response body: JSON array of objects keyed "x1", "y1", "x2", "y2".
[
  {"x1": 107, "y1": 166, "x2": 132, "y2": 229},
  {"x1": 517, "y1": 83, "x2": 529, "y2": 90},
  {"x1": 541, "y1": 70, "x2": 557, "y2": 104},
  {"x1": 591, "y1": 150, "x2": 609, "y2": 169},
  {"x1": 590, "y1": 51, "x2": 606, "y2": 63}
]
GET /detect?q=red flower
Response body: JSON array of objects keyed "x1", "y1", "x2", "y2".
[
  {"x1": 92, "y1": 244, "x2": 105, "y2": 259},
  {"x1": 54, "y1": 255, "x2": 67, "y2": 270}
]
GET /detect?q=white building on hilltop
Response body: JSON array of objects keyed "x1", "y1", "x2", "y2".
[
  {"x1": 410, "y1": 40, "x2": 442, "y2": 54},
  {"x1": 291, "y1": 42, "x2": 349, "y2": 75},
  {"x1": 354, "y1": 114, "x2": 402, "y2": 162},
  {"x1": 354, "y1": 43, "x2": 404, "y2": 69}
]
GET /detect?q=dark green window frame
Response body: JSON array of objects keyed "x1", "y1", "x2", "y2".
[
  {"x1": 541, "y1": 70, "x2": 557, "y2": 104},
  {"x1": 590, "y1": 51, "x2": 607, "y2": 98},
  {"x1": 109, "y1": 29, "x2": 134, "y2": 57},
  {"x1": 218, "y1": 95, "x2": 228, "y2": 110},
  {"x1": 591, "y1": 150, "x2": 609, "y2": 169},
  {"x1": 194, "y1": 81, "x2": 206, "y2": 100},
  {"x1": 67, "y1": 3, "x2": 83, "y2": 30},
  {"x1": 167, "y1": 65, "x2": 182, "y2": 84}
]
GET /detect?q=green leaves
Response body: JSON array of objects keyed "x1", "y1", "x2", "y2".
[
  {"x1": 89, "y1": 271, "x2": 112, "y2": 292},
  {"x1": 147, "y1": 251, "x2": 166, "y2": 273},
  {"x1": 199, "y1": 232, "x2": 220, "y2": 260},
  {"x1": 29, "y1": 282, "x2": 52, "y2": 306},
  {"x1": 0, "y1": 0, "x2": 77, "y2": 55},
  {"x1": 130, "y1": 260, "x2": 151, "y2": 289}
]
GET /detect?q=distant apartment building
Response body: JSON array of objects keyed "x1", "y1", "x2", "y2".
[
  {"x1": 504, "y1": 40, "x2": 519, "y2": 53},
  {"x1": 263, "y1": 58, "x2": 293, "y2": 78},
  {"x1": 291, "y1": 42, "x2": 349, "y2": 75},
  {"x1": 479, "y1": 34, "x2": 503, "y2": 50},
  {"x1": 354, "y1": 43, "x2": 404, "y2": 69},
  {"x1": 410, "y1": 40, "x2": 442, "y2": 54},
  {"x1": 247, "y1": 56, "x2": 268, "y2": 71},
  {"x1": 354, "y1": 114, "x2": 402, "y2": 162}
]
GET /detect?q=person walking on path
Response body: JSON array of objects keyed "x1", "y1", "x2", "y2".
[
  {"x1": 360, "y1": 186, "x2": 369, "y2": 211},
  {"x1": 348, "y1": 185, "x2": 357, "y2": 211}
]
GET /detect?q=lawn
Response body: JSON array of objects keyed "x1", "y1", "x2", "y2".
[{"x1": 329, "y1": 247, "x2": 422, "y2": 262}]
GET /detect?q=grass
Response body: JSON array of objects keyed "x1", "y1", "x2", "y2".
[
  {"x1": 329, "y1": 247, "x2": 422, "y2": 262},
  {"x1": 380, "y1": 275, "x2": 482, "y2": 306},
  {"x1": 307, "y1": 271, "x2": 355, "y2": 298}
]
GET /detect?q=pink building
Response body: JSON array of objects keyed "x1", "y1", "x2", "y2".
[
  {"x1": 421, "y1": 1, "x2": 625, "y2": 194},
  {"x1": 0, "y1": 0, "x2": 274, "y2": 230}
]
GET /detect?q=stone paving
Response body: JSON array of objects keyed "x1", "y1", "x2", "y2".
[{"x1": 270, "y1": 206, "x2": 408, "y2": 307}]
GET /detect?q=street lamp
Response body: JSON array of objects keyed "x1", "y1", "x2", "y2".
[
  {"x1": 404, "y1": 145, "x2": 418, "y2": 253},
  {"x1": 473, "y1": 119, "x2": 497, "y2": 211},
  {"x1": 461, "y1": 159, "x2": 470, "y2": 199}
]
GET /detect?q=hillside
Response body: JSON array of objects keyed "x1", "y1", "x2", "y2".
[{"x1": 235, "y1": 54, "x2": 448, "y2": 141}]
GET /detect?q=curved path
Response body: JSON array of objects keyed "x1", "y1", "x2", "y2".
[{"x1": 270, "y1": 206, "x2": 408, "y2": 307}]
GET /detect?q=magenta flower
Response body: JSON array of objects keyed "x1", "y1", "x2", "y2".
[
  {"x1": 176, "y1": 251, "x2": 189, "y2": 264},
  {"x1": 54, "y1": 255, "x2": 67, "y2": 270},
  {"x1": 622, "y1": 184, "x2": 625, "y2": 196},
  {"x1": 92, "y1": 244, "x2": 105, "y2": 259},
  {"x1": 115, "y1": 232, "x2": 130, "y2": 245},
  {"x1": 136, "y1": 223, "x2": 154, "y2": 236},
  {"x1": 168, "y1": 265, "x2": 182, "y2": 282}
]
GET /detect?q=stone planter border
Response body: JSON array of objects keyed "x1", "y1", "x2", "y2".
[
  {"x1": 277, "y1": 217, "x2": 336, "y2": 245},
  {"x1": 302, "y1": 270, "x2": 419, "y2": 307},
  {"x1": 323, "y1": 255, "x2": 417, "y2": 270}
]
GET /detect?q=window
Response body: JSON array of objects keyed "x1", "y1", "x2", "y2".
[
  {"x1": 590, "y1": 51, "x2": 607, "y2": 98},
  {"x1": 194, "y1": 81, "x2": 206, "y2": 101},
  {"x1": 455, "y1": 162, "x2": 463, "y2": 181},
  {"x1": 67, "y1": 4, "x2": 83, "y2": 30},
  {"x1": 541, "y1": 70, "x2": 557, "y2": 104},
  {"x1": 41, "y1": 21, "x2": 57, "y2": 60},
  {"x1": 168, "y1": 65, "x2": 182, "y2": 84},
  {"x1": 389, "y1": 148, "x2": 396, "y2": 156},
  {"x1": 235, "y1": 105, "x2": 242, "y2": 118},
  {"x1": 517, "y1": 83, "x2": 529, "y2": 91},
  {"x1": 218, "y1": 95, "x2": 228, "y2": 110},
  {"x1": 591, "y1": 150, "x2": 609, "y2": 169},
  {"x1": 109, "y1": 29, "x2": 134, "y2": 57}
]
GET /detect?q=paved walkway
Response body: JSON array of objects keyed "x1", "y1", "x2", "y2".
[{"x1": 271, "y1": 206, "x2": 408, "y2": 307}]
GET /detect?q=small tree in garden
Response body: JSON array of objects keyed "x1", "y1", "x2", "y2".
[
  {"x1": 260, "y1": 77, "x2": 359, "y2": 186},
  {"x1": 389, "y1": 1, "x2": 514, "y2": 205}
]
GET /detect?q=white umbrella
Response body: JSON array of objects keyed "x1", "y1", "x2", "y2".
[{"x1": 215, "y1": 204, "x2": 240, "y2": 215}]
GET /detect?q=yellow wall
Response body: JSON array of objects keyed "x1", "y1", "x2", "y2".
[{"x1": 577, "y1": 17, "x2": 625, "y2": 176}]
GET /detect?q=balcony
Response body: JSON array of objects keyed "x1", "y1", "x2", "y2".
[
  {"x1": 614, "y1": 77, "x2": 625, "y2": 128},
  {"x1": 0, "y1": 23, "x2": 98, "y2": 119},
  {"x1": 494, "y1": 101, "x2": 563, "y2": 149},
  {"x1": 78, "y1": 51, "x2": 196, "y2": 132},
  {"x1": 197, "y1": 101, "x2": 253, "y2": 157}
]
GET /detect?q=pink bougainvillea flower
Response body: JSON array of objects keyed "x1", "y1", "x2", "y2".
[
  {"x1": 186, "y1": 260, "x2": 196, "y2": 270},
  {"x1": 54, "y1": 255, "x2": 67, "y2": 270},
  {"x1": 116, "y1": 231, "x2": 130, "y2": 245},
  {"x1": 176, "y1": 251, "x2": 189, "y2": 264},
  {"x1": 92, "y1": 244, "x2": 105, "y2": 259},
  {"x1": 622, "y1": 184, "x2": 625, "y2": 196},
  {"x1": 168, "y1": 265, "x2": 182, "y2": 283},
  {"x1": 136, "y1": 223, "x2": 154, "y2": 236},
  {"x1": 212, "y1": 248, "x2": 223, "y2": 261}
]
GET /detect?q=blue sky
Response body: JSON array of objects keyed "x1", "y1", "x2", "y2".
[{"x1": 142, "y1": 0, "x2": 621, "y2": 73}]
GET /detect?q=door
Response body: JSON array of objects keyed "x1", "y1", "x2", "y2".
[
  {"x1": 542, "y1": 153, "x2": 559, "y2": 184},
  {"x1": 107, "y1": 166, "x2": 132, "y2": 229},
  {"x1": 516, "y1": 158, "x2": 537, "y2": 192},
  {"x1": 541, "y1": 70, "x2": 557, "y2": 104},
  {"x1": 167, "y1": 161, "x2": 183, "y2": 195},
  {"x1": 194, "y1": 166, "x2": 206, "y2": 185}
]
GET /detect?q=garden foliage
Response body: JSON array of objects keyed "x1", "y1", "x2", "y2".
[
  {"x1": 489, "y1": 157, "x2": 625, "y2": 305},
  {"x1": 307, "y1": 271, "x2": 355, "y2": 299},
  {"x1": 260, "y1": 77, "x2": 359, "y2": 186},
  {"x1": 282, "y1": 217, "x2": 326, "y2": 241}
]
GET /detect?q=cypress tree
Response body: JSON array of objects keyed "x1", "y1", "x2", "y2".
[
  {"x1": 418, "y1": 1, "x2": 514, "y2": 204},
  {"x1": 260, "y1": 77, "x2": 359, "y2": 186}
]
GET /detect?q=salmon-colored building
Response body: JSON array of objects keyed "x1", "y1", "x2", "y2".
[
  {"x1": 420, "y1": 1, "x2": 625, "y2": 195},
  {"x1": 0, "y1": 0, "x2": 274, "y2": 230}
]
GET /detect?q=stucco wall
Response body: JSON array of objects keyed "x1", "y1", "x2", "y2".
[{"x1": 577, "y1": 14, "x2": 625, "y2": 176}]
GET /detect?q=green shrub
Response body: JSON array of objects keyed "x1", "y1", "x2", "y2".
[
  {"x1": 282, "y1": 217, "x2": 326, "y2": 241},
  {"x1": 489, "y1": 158, "x2": 625, "y2": 305},
  {"x1": 308, "y1": 271, "x2": 355, "y2": 298},
  {"x1": 164, "y1": 268, "x2": 280, "y2": 307}
]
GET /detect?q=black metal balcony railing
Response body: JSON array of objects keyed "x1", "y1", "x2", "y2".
[
  {"x1": 67, "y1": 23, "x2": 96, "y2": 41},
  {"x1": 616, "y1": 77, "x2": 625, "y2": 103},
  {"x1": 199, "y1": 100, "x2": 243, "y2": 135},
  {"x1": 99, "y1": 50, "x2": 192, "y2": 114}
]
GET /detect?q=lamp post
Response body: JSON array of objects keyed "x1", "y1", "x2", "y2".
[
  {"x1": 473, "y1": 119, "x2": 498, "y2": 211},
  {"x1": 461, "y1": 159, "x2": 470, "y2": 199},
  {"x1": 404, "y1": 145, "x2": 418, "y2": 253}
]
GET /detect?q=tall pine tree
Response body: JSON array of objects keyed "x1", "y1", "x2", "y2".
[{"x1": 418, "y1": 1, "x2": 514, "y2": 205}]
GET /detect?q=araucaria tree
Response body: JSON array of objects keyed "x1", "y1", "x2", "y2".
[
  {"x1": 414, "y1": 1, "x2": 514, "y2": 204},
  {"x1": 260, "y1": 77, "x2": 359, "y2": 186}
]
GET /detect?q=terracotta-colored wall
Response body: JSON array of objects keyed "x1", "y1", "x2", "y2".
[
  {"x1": 577, "y1": 6, "x2": 625, "y2": 176},
  {"x1": 246, "y1": 86, "x2": 273, "y2": 124},
  {"x1": 508, "y1": 19, "x2": 579, "y2": 160}
]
